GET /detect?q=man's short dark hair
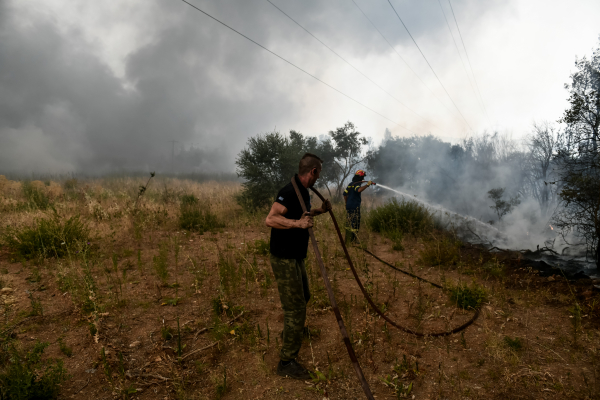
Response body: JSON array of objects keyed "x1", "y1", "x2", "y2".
[{"x1": 299, "y1": 153, "x2": 323, "y2": 176}]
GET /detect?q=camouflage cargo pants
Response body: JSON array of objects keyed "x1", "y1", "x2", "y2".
[
  {"x1": 345, "y1": 208, "x2": 361, "y2": 244},
  {"x1": 269, "y1": 255, "x2": 311, "y2": 361}
]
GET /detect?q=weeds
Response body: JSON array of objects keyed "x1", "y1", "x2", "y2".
[
  {"x1": 22, "y1": 181, "x2": 51, "y2": 210},
  {"x1": 178, "y1": 200, "x2": 222, "y2": 233},
  {"x1": 0, "y1": 341, "x2": 69, "y2": 399},
  {"x1": 503, "y1": 336, "x2": 523, "y2": 352},
  {"x1": 3, "y1": 212, "x2": 90, "y2": 259},
  {"x1": 367, "y1": 198, "x2": 434, "y2": 236},
  {"x1": 215, "y1": 367, "x2": 227, "y2": 399},
  {"x1": 57, "y1": 337, "x2": 73, "y2": 357},
  {"x1": 419, "y1": 236, "x2": 461, "y2": 267},
  {"x1": 153, "y1": 241, "x2": 169, "y2": 285},
  {"x1": 446, "y1": 281, "x2": 486, "y2": 310}
]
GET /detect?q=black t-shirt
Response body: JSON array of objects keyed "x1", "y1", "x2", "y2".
[{"x1": 269, "y1": 175, "x2": 312, "y2": 260}]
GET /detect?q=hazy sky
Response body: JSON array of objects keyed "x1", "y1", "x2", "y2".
[{"x1": 0, "y1": 0, "x2": 598, "y2": 173}]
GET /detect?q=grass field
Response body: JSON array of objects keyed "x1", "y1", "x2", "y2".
[{"x1": 1, "y1": 174, "x2": 599, "y2": 399}]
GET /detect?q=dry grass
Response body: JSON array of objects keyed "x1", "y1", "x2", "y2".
[{"x1": 0, "y1": 176, "x2": 599, "y2": 399}]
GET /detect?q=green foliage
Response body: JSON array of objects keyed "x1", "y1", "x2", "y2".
[
  {"x1": 22, "y1": 181, "x2": 51, "y2": 210},
  {"x1": 367, "y1": 198, "x2": 434, "y2": 237},
  {"x1": 446, "y1": 281, "x2": 486, "y2": 310},
  {"x1": 503, "y1": 336, "x2": 523, "y2": 352},
  {"x1": 161, "y1": 325, "x2": 173, "y2": 341},
  {"x1": 152, "y1": 241, "x2": 169, "y2": 284},
  {"x1": 0, "y1": 341, "x2": 70, "y2": 400},
  {"x1": 57, "y1": 338, "x2": 72, "y2": 358},
  {"x1": 419, "y1": 237, "x2": 461, "y2": 267},
  {"x1": 2, "y1": 213, "x2": 90, "y2": 259},
  {"x1": 235, "y1": 130, "x2": 333, "y2": 211},
  {"x1": 178, "y1": 202, "x2": 222, "y2": 233},
  {"x1": 487, "y1": 187, "x2": 520, "y2": 221}
]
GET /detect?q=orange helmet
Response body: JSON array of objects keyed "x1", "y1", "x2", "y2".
[{"x1": 355, "y1": 170, "x2": 366, "y2": 177}]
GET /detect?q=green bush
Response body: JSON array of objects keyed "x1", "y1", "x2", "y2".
[
  {"x1": 22, "y1": 181, "x2": 51, "y2": 210},
  {"x1": 367, "y1": 198, "x2": 434, "y2": 237},
  {"x1": 0, "y1": 341, "x2": 70, "y2": 400},
  {"x1": 446, "y1": 281, "x2": 486, "y2": 310},
  {"x1": 2, "y1": 213, "x2": 90, "y2": 259},
  {"x1": 178, "y1": 203, "x2": 222, "y2": 233}
]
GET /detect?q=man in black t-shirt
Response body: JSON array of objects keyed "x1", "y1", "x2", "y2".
[{"x1": 265, "y1": 153, "x2": 331, "y2": 380}]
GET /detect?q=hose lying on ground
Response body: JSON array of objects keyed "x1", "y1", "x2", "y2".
[
  {"x1": 309, "y1": 187, "x2": 481, "y2": 338},
  {"x1": 290, "y1": 178, "x2": 375, "y2": 400}
]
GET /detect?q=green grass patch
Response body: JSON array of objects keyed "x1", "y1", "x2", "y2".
[
  {"x1": 178, "y1": 201, "x2": 223, "y2": 233},
  {"x1": 446, "y1": 281, "x2": 486, "y2": 310},
  {"x1": 503, "y1": 336, "x2": 523, "y2": 352},
  {"x1": 0, "y1": 341, "x2": 70, "y2": 399},
  {"x1": 367, "y1": 198, "x2": 434, "y2": 238},
  {"x1": 2, "y1": 213, "x2": 90, "y2": 259}
]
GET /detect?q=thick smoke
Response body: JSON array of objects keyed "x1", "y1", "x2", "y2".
[
  {"x1": 0, "y1": 0, "x2": 511, "y2": 175},
  {"x1": 368, "y1": 132, "x2": 569, "y2": 254}
]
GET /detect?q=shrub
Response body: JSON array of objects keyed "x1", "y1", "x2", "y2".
[
  {"x1": 0, "y1": 341, "x2": 70, "y2": 400},
  {"x1": 446, "y1": 281, "x2": 486, "y2": 310},
  {"x1": 367, "y1": 198, "x2": 434, "y2": 237},
  {"x1": 178, "y1": 202, "x2": 222, "y2": 233},
  {"x1": 419, "y1": 237, "x2": 461, "y2": 266},
  {"x1": 2, "y1": 213, "x2": 90, "y2": 259},
  {"x1": 22, "y1": 181, "x2": 51, "y2": 210}
]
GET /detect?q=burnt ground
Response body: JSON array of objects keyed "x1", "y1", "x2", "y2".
[{"x1": 1, "y1": 179, "x2": 600, "y2": 400}]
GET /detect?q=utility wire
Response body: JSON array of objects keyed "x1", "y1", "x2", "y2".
[
  {"x1": 387, "y1": 0, "x2": 474, "y2": 132},
  {"x1": 437, "y1": 0, "x2": 479, "y2": 113},
  {"x1": 179, "y1": 0, "x2": 416, "y2": 134},
  {"x1": 351, "y1": 0, "x2": 457, "y2": 122},
  {"x1": 448, "y1": 0, "x2": 491, "y2": 123},
  {"x1": 265, "y1": 0, "x2": 432, "y2": 127}
]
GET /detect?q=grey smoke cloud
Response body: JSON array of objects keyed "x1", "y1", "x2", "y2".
[{"x1": 0, "y1": 0, "x2": 598, "y2": 174}]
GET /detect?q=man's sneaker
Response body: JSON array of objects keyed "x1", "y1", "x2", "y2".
[{"x1": 276, "y1": 359, "x2": 312, "y2": 380}]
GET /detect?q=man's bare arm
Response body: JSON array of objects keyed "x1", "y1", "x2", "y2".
[{"x1": 265, "y1": 202, "x2": 313, "y2": 229}]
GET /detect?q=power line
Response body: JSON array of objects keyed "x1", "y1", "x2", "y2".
[
  {"x1": 437, "y1": 0, "x2": 479, "y2": 112},
  {"x1": 265, "y1": 0, "x2": 433, "y2": 127},
  {"x1": 179, "y1": 0, "x2": 417, "y2": 134},
  {"x1": 448, "y1": 0, "x2": 491, "y2": 123},
  {"x1": 350, "y1": 0, "x2": 457, "y2": 122},
  {"x1": 387, "y1": 0, "x2": 474, "y2": 132}
]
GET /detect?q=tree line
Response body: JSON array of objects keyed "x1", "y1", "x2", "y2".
[{"x1": 235, "y1": 38, "x2": 599, "y2": 266}]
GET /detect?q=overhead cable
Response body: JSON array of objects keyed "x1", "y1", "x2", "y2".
[
  {"x1": 448, "y1": 0, "x2": 491, "y2": 123},
  {"x1": 387, "y1": 0, "x2": 474, "y2": 132},
  {"x1": 437, "y1": 0, "x2": 481, "y2": 115},
  {"x1": 351, "y1": 0, "x2": 457, "y2": 121},
  {"x1": 179, "y1": 0, "x2": 417, "y2": 134},
  {"x1": 265, "y1": 0, "x2": 433, "y2": 127}
]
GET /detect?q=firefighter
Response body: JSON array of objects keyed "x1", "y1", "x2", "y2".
[{"x1": 343, "y1": 169, "x2": 375, "y2": 244}]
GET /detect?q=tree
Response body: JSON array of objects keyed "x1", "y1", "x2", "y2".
[
  {"x1": 560, "y1": 38, "x2": 600, "y2": 151},
  {"x1": 326, "y1": 122, "x2": 370, "y2": 200},
  {"x1": 552, "y1": 38, "x2": 600, "y2": 266},
  {"x1": 524, "y1": 122, "x2": 562, "y2": 215},
  {"x1": 487, "y1": 187, "x2": 520, "y2": 221},
  {"x1": 235, "y1": 130, "x2": 332, "y2": 210}
]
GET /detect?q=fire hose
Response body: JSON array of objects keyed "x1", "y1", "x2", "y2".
[{"x1": 291, "y1": 178, "x2": 481, "y2": 399}]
